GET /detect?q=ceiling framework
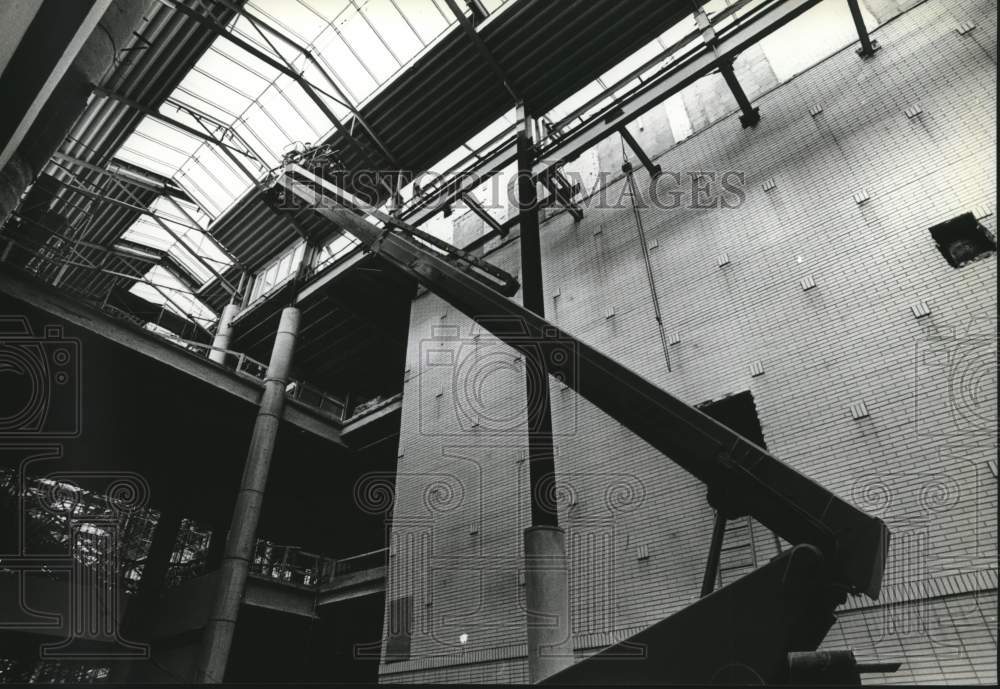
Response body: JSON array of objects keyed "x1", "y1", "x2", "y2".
[{"x1": 0, "y1": 0, "x2": 817, "y2": 340}]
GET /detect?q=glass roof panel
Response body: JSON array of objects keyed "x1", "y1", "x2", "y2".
[
  {"x1": 246, "y1": 0, "x2": 332, "y2": 45},
  {"x1": 395, "y1": 0, "x2": 451, "y2": 44},
  {"x1": 357, "y1": 0, "x2": 424, "y2": 58},
  {"x1": 201, "y1": 45, "x2": 276, "y2": 96},
  {"x1": 241, "y1": 102, "x2": 293, "y2": 162},
  {"x1": 182, "y1": 68, "x2": 257, "y2": 114},
  {"x1": 337, "y1": 7, "x2": 400, "y2": 81},
  {"x1": 130, "y1": 264, "x2": 217, "y2": 326},
  {"x1": 312, "y1": 28, "x2": 380, "y2": 99},
  {"x1": 121, "y1": 197, "x2": 232, "y2": 286},
  {"x1": 105, "y1": 0, "x2": 732, "y2": 309},
  {"x1": 115, "y1": 143, "x2": 185, "y2": 178},
  {"x1": 258, "y1": 83, "x2": 322, "y2": 146}
]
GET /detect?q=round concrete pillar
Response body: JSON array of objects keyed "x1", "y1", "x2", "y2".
[
  {"x1": 208, "y1": 303, "x2": 240, "y2": 365},
  {"x1": 524, "y1": 525, "x2": 574, "y2": 683},
  {"x1": 196, "y1": 307, "x2": 299, "y2": 683}
]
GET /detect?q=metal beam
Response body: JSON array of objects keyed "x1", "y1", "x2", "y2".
[
  {"x1": 847, "y1": 0, "x2": 880, "y2": 58},
  {"x1": 465, "y1": 0, "x2": 489, "y2": 24},
  {"x1": 618, "y1": 127, "x2": 662, "y2": 177},
  {"x1": 216, "y1": 0, "x2": 401, "y2": 169},
  {"x1": 401, "y1": 0, "x2": 823, "y2": 229},
  {"x1": 539, "y1": 172, "x2": 583, "y2": 221},
  {"x1": 699, "y1": 512, "x2": 727, "y2": 597},
  {"x1": 693, "y1": 7, "x2": 760, "y2": 128},
  {"x1": 163, "y1": 0, "x2": 397, "y2": 195},
  {"x1": 51, "y1": 152, "x2": 190, "y2": 201},
  {"x1": 515, "y1": 103, "x2": 558, "y2": 529},
  {"x1": 443, "y1": 0, "x2": 519, "y2": 102},
  {"x1": 48, "y1": 157, "x2": 238, "y2": 296},
  {"x1": 460, "y1": 192, "x2": 505, "y2": 235},
  {"x1": 718, "y1": 58, "x2": 761, "y2": 128},
  {"x1": 92, "y1": 87, "x2": 257, "y2": 164}
]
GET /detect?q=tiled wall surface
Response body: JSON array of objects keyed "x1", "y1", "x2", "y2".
[{"x1": 378, "y1": 0, "x2": 997, "y2": 682}]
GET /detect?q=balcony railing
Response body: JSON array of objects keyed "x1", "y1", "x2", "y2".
[
  {"x1": 249, "y1": 542, "x2": 387, "y2": 588},
  {"x1": 97, "y1": 293, "x2": 396, "y2": 426},
  {"x1": 332, "y1": 547, "x2": 388, "y2": 578}
]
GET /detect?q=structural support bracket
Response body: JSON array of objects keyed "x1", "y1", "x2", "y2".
[
  {"x1": 847, "y1": 0, "x2": 880, "y2": 58},
  {"x1": 618, "y1": 126, "x2": 662, "y2": 178},
  {"x1": 718, "y1": 58, "x2": 761, "y2": 128},
  {"x1": 460, "y1": 192, "x2": 507, "y2": 236},
  {"x1": 539, "y1": 172, "x2": 583, "y2": 221}
]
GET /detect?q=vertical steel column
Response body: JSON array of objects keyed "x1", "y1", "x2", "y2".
[
  {"x1": 517, "y1": 102, "x2": 573, "y2": 683},
  {"x1": 847, "y1": 0, "x2": 880, "y2": 58},
  {"x1": 195, "y1": 307, "x2": 300, "y2": 683},
  {"x1": 516, "y1": 102, "x2": 557, "y2": 528}
]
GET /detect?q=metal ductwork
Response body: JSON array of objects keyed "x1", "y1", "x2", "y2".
[{"x1": 0, "y1": 0, "x2": 157, "y2": 225}]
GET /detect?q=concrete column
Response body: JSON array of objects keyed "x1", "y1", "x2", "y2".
[
  {"x1": 195, "y1": 307, "x2": 299, "y2": 683},
  {"x1": 208, "y1": 303, "x2": 239, "y2": 365},
  {"x1": 524, "y1": 525, "x2": 574, "y2": 683}
]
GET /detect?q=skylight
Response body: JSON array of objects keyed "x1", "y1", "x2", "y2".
[
  {"x1": 121, "y1": 197, "x2": 231, "y2": 286},
  {"x1": 118, "y1": 0, "x2": 508, "y2": 225},
  {"x1": 129, "y1": 264, "x2": 218, "y2": 328}
]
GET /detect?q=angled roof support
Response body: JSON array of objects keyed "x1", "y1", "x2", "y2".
[
  {"x1": 460, "y1": 192, "x2": 505, "y2": 236},
  {"x1": 618, "y1": 127, "x2": 662, "y2": 178},
  {"x1": 164, "y1": 0, "x2": 398, "y2": 197},
  {"x1": 693, "y1": 8, "x2": 760, "y2": 128}
]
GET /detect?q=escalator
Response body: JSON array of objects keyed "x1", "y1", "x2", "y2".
[{"x1": 272, "y1": 164, "x2": 891, "y2": 684}]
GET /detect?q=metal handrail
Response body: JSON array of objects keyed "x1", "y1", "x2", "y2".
[
  {"x1": 97, "y1": 297, "x2": 395, "y2": 425},
  {"x1": 332, "y1": 547, "x2": 387, "y2": 577}
]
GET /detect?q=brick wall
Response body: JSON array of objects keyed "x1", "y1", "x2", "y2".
[{"x1": 378, "y1": 0, "x2": 997, "y2": 682}]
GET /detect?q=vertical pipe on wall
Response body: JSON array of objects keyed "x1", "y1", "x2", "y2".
[{"x1": 622, "y1": 148, "x2": 671, "y2": 372}]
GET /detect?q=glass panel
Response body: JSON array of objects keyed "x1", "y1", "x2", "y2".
[
  {"x1": 337, "y1": 7, "x2": 399, "y2": 81},
  {"x1": 179, "y1": 69, "x2": 255, "y2": 114},
  {"x1": 198, "y1": 47, "x2": 273, "y2": 97},
  {"x1": 258, "y1": 84, "x2": 320, "y2": 146},
  {"x1": 392, "y1": 0, "x2": 450, "y2": 44},
  {"x1": 312, "y1": 28, "x2": 379, "y2": 100},
  {"x1": 246, "y1": 0, "x2": 332, "y2": 46},
  {"x1": 121, "y1": 198, "x2": 232, "y2": 287},
  {"x1": 129, "y1": 265, "x2": 217, "y2": 326},
  {"x1": 358, "y1": 0, "x2": 423, "y2": 58}
]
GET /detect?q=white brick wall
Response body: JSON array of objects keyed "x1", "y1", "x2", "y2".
[{"x1": 379, "y1": 0, "x2": 997, "y2": 682}]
